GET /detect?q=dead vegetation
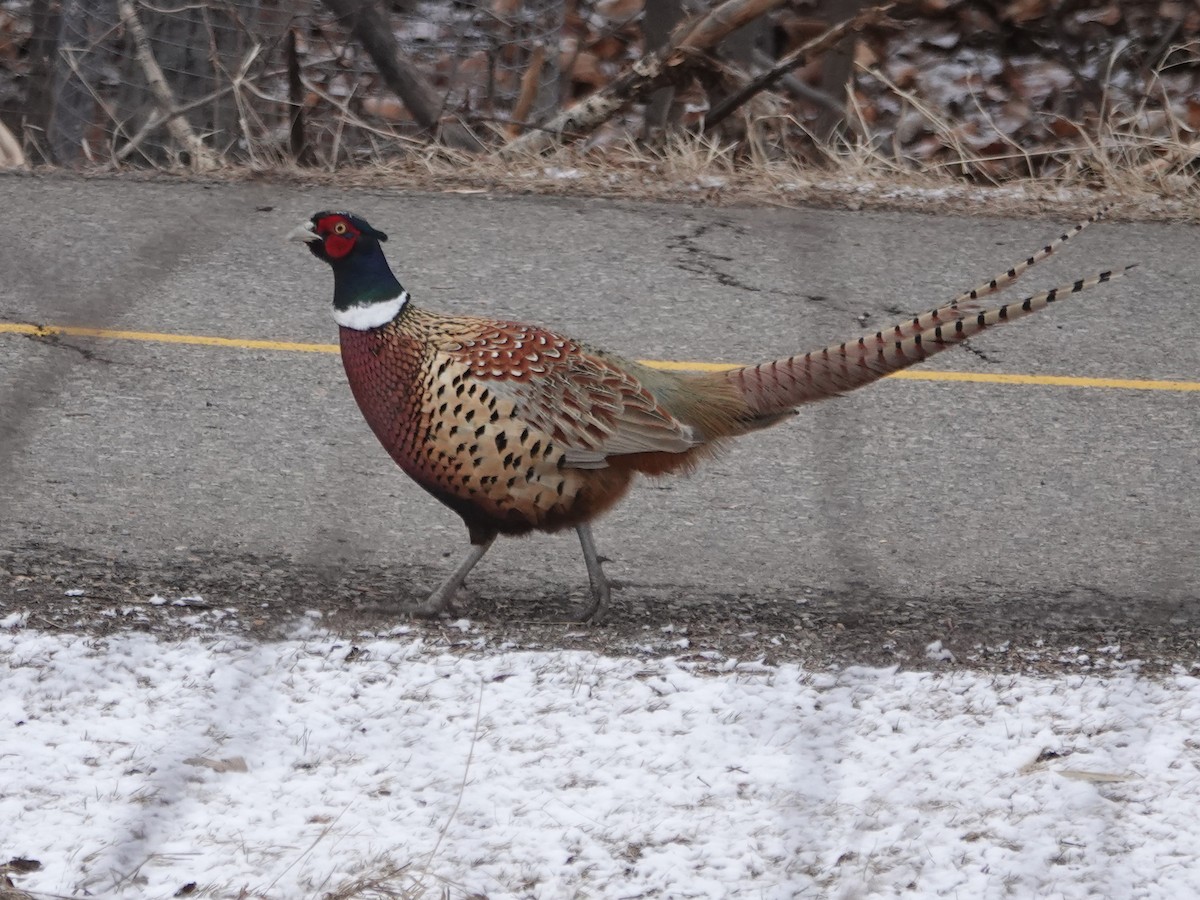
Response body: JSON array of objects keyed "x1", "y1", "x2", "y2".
[{"x1": 0, "y1": 0, "x2": 1198, "y2": 213}]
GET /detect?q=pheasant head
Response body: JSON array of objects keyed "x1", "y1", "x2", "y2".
[{"x1": 290, "y1": 211, "x2": 407, "y2": 329}]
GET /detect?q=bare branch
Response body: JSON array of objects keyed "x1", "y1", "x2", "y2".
[
  {"x1": 749, "y1": 49, "x2": 844, "y2": 118},
  {"x1": 703, "y1": 3, "x2": 895, "y2": 133},
  {"x1": 498, "y1": 0, "x2": 786, "y2": 158},
  {"x1": 114, "y1": 76, "x2": 244, "y2": 163},
  {"x1": 116, "y1": 0, "x2": 219, "y2": 171}
]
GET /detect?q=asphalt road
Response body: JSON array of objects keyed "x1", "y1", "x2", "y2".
[{"x1": 0, "y1": 174, "x2": 1196, "y2": 670}]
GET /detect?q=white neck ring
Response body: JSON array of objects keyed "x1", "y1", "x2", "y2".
[{"x1": 333, "y1": 291, "x2": 408, "y2": 330}]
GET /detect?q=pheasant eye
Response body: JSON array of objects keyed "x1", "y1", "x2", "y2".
[{"x1": 333, "y1": 222, "x2": 348, "y2": 235}]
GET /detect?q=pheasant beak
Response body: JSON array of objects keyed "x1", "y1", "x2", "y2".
[{"x1": 287, "y1": 220, "x2": 321, "y2": 243}]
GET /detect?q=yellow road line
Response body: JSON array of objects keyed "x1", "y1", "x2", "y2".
[
  {"x1": 0, "y1": 322, "x2": 339, "y2": 354},
  {"x1": 3, "y1": 321, "x2": 1197, "y2": 393},
  {"x1": 886, "y1": 370, "x2": 1200, "y2": 391}
]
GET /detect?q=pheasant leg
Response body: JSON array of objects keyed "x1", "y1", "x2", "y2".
[
  {"x1": 574, "y1": 523, "x2": 611, "y2": 623},
  {"x1": 414, "y1": 536, "x2": 496, "y2": 618}
]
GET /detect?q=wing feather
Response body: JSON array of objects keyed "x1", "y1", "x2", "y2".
[{"x1": 444, "y1": 323, "x2": 701, "y2": 469}]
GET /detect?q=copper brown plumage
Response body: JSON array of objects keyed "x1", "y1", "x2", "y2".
[{"x1": 291, "y1": 208, "x2": 1127, "y2": 621}]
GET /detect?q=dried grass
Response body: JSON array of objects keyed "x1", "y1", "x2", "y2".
[
  {"x1": 42, "y1": 27, "x2": 1198, "y2": 224},
  {"x1": 199, "y1": 125, "x2": 1192, "y2": 225},
  {"x1": 317, "y1": 858, "x2": 480, "y2": 900},
  {"x1": 118, "y1": 85, "x2": 1194, "y2": 225}
]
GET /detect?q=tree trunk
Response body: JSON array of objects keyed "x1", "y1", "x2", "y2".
[
  {"x1": 317, "y1": 0, "x2": 486, "y2": 153},
  {"x1": 813, "y1": 0, "x2": 868, "y2": 144},
  {"x1": 642, "y1": 0, "x2": 683, "y2": 141},
  {"x1": 49, "y1": 0, "x2": 110, "y2": 165},
  {"x1": 25, "y1": 0, "x2": 60, "y2": 162}
]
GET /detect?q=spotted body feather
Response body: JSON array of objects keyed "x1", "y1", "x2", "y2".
[{"x1": 292, "y1": 209, "x2": 1126, "y2": 621}]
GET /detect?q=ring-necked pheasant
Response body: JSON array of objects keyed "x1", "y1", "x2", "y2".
[{"x1": 292, "y1": 209, "x2": 1127, "y2": 622}]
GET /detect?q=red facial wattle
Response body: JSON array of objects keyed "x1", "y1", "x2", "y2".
[{"x1": 316, "y1": 215, "x2": 359, "y2": 260}]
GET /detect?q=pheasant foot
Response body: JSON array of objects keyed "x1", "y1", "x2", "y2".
[{"x1": 413, "y1": 537, "x2": 495, "y2": 618}]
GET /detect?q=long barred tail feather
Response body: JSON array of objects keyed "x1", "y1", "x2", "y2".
[
  {"x1": 719, "y1": 265, "x2": 1133, "y2": 423},
  {"x1": 882, "y1": 206, "x2": 1111, "y2": 346},
  {"x1": 948, "y1": 205, "x2": 1110, "y2": 307}
]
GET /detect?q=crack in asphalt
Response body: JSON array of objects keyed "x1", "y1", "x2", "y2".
[
  {"x1": 24, "y1": 333, "x2": 116, "y2": 365},
  {"x1": 667, "y1": 219, "x2": 876, "y2": 329},
  {"x1": 958, "y1": 339, "x2": 998, "y2": 363},
  {"x1": 669, "y1": 221, "x2": 763, "y2": 293}
]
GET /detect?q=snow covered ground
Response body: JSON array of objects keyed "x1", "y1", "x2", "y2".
[{"x1": 3, "y1": 616, "x2": 1200, "y2": 899}]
